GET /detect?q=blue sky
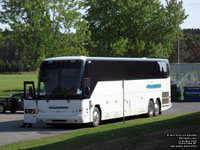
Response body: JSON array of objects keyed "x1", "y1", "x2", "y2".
[{"x1": 0, "y1": 0, "x2": 199, "y2": 30}]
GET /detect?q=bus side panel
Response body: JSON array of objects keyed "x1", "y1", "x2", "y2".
[
  {"x1": 90, "y1": 81, "x2": 123, "y2": 120},
  {"x1": 124, "y1": 80, "x2": 149, "y2": 115},
  {"x1": 90, "y1": 80, "x2": 150, "y2": 121},
  {"x1": 90, "y1": 78, "x2": 171, "y2": 121}
]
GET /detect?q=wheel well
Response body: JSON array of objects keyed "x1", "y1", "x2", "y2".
[
  {"x1": 149, "y1": 99, "x2": 154, "y2": 104},
  {"x1": 148, "y1": 99, "x2": 154, "y2": 109},
  {"x1": 0, "y1": 103, "x2": 5, "y2": 107},
  {"x1": 94, "y1": 105, "x2": 102, "y2": 120},
  {"x1": 0, "y1": 103, "x2": 6, "y2": 112}
]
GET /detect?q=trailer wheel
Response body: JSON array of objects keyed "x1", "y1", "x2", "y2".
[
  {"x1": 0, "y1": 104, "x2": 6, "y2": 113},
  {"x1": 147, "y1": 100, "x2": 154, "y2": 117},
  {"x1": 92, "y1": 107, "x2": 101, "y2": 127}
]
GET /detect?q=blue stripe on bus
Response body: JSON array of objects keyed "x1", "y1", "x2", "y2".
[{"x1": 146, "y1": 84, "x2": 161, "y2": 89}]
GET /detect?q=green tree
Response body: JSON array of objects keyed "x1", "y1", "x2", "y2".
[
  {"x1": 184, "y1": 32, "x2": 200, "y2": 63},
  {"x1": 169, "y1": 29, "x2": 200, "y2": 63},
  {"x1": 0, "y1": 0, "x2": 90, "y2": 70},
  {"x1": 85, "y1": 0, "x2": 187, "y2": 58},
  {"x1": 169, "y1": 39, "x2": 190, "y2": 63}
]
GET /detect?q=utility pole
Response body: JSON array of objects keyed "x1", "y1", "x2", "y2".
[
  {"x1": 177, "y1": 39, "x2": 180, "y2": 81},
  {"x1": 178, "y1": 39, "x2": 180, "y2": 64}
]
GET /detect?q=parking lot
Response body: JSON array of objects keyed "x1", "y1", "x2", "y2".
[
  {"x1": 0, "y1": 102, "x2": 200, "y2": 146},
  {"x1": 0, "y1": 111, "x2": 83, "y2": 146}
]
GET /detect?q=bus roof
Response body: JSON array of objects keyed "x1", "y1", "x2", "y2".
[{"x1": 44, "y1": 56, "x2": 168, "y2": 63}]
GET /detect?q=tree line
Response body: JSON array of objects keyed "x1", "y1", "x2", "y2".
[
  {"x1": 0, "y1": 0, "x2": 187, "y2": 72},
  {"x1": 169, "y1": 29, "x2": 200, "y2": 63}
]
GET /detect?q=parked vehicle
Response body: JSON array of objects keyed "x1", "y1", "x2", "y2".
[
  {"x1": 0, "y1": 93, "x2": 24, "y2": 113},
  {"x1": 24, "y1": 56, "x2": 171, "y2": 127},
  {"x1": 0, "y1": 98, "x2": 8, "y2": 113}
]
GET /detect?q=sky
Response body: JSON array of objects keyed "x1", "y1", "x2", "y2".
[{"x1": 0, "y1": 0, "x2": 200, "y2": 30}]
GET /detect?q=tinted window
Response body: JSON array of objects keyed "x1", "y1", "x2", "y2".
[
  {"x1": 87, "y1": 60, "x2": 169, "y2": 81},
  {"x1": 84, "y1": 60, "x2": 169, "y2": 94}
]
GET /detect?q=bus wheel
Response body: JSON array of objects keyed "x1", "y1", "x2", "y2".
[
  {"x1": 147, "y1": 100, "x2": 154, "y2": 117},
  {"x1": 0, "y1": 104, "x2": 5, "y2": 113},
  {"x1": 154, "y1": 100, "x2": 160, "y2": 116},
  {"x1": 92, "y1": 107, "x2": 101, "y2": 127}
]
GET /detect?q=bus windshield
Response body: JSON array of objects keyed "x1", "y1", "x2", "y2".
[{"x1": 38, "y1": 61, "x2": 83, "y2": 99}]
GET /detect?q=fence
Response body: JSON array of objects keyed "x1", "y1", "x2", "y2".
[
  {"x1": 170, "y1": 63, "x2": 200, "y2": 85},
  {"x1": 170, "y1": 63, "x2": 200, "y2": 101}
]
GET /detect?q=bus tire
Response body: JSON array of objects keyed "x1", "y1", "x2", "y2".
[
  {"x1": 92, "y1": 107, "x2": 101, "y2": 127},
  {"x1": 0, "y1": 104, "x2": 5, "y2": 113},
  {"x1": 147, "y1": 100, "x2": 154, "y2": 117},
  {"x1": 154, "y1": 100, "x2": 160, "y2": 116}
]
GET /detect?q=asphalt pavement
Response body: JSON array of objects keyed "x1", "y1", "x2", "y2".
[
  {"x1": 162, "y1": 102, "x2": 200, "y2": 115},
  {"x1": 0, "y1": 112, "x2": 84, "y2": 146},
  {"x1": 0, "y1": 102, "x2": 200, "y2": 146}
]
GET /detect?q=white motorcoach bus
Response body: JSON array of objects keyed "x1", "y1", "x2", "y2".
[{"x1": 23, "y1": 56, "x2": 171, "y2": 127}]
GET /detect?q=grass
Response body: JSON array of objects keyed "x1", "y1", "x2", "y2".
[
  {"x1": 0, "y1": 72, "x2": 38, "y2": 98},
  {"x1": 0, "y1": 111, "x2": 199, "y2": 150}
]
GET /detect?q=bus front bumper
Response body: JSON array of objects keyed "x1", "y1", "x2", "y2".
[{"x1": 36, "y1": 114, "x2": 91, "y2": 124}]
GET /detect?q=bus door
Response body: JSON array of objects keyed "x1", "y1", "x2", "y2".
[{"x1": 24, "y1": 81, "x2": 37, "y2": 123}]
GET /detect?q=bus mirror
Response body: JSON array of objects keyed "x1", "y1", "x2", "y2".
[{"x1": 83, "y1": 78, "x2": 90, "y2": 96}]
